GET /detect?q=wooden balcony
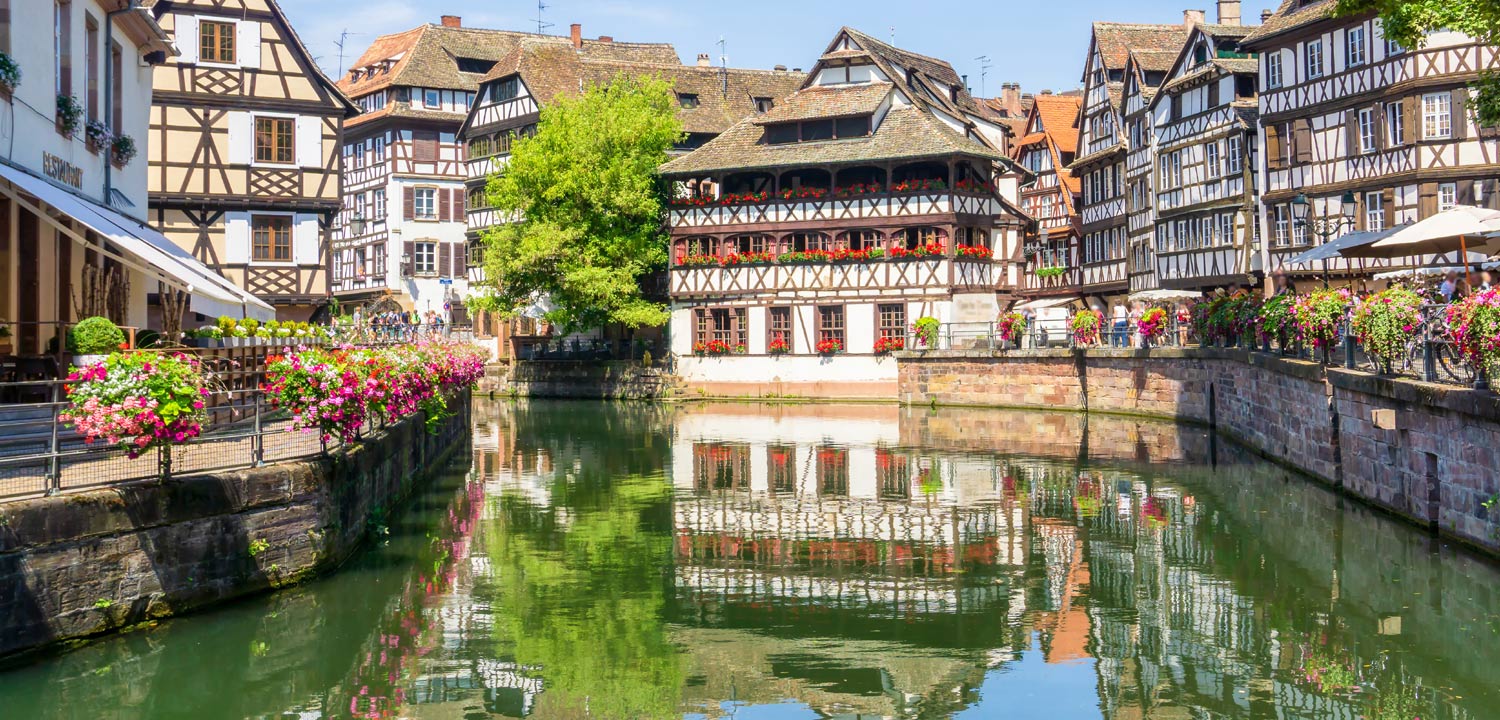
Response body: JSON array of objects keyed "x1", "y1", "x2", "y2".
[
  {"x1": 668, "y1": 190, "x2": 1006, "y2": 231},
  {"x1": 669, "y1": 257, "x2": 1005, "y2": 300}
]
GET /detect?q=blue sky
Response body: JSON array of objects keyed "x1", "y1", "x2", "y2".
[{"x1": 279, "y1": 0, "x2": 1281, "y2": 96}]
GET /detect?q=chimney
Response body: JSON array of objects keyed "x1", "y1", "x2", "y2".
[
  {"x1": 598, "y1": 35, "x2": 613, "y2": 43},
  {"x1": 569, "y1": 23, "x2": 581, "y2": 49},
  {"x1": 773, "y1": 64, "x2": 788, "y2": 72},
  {"x1": 1041, "y1": 89, "x2": 1054, "y2": 95},
  {"x1": 1001, "y1": 82, "x2": 1021, "y2": 113},
  {"x1": 440, "y1": 15, "x2": 461, "y2": 28},
  {"x1": 1260, "y1": 8, "x2": 1273, "y2": 23},
  {"x1": 697, "y1": 53, "x2": 712, "y2": 67},
  {"x1": 1183, "y1": 9, "x2": 1206, "y2": 27},
  {"x1": 1217, "y1": 0, "x2": 1241, "y2": 25}
]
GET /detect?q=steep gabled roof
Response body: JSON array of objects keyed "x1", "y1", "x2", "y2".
[
  {"x1": 1012, "y1": 93, "x2": 1083, "y2": 198},
  {"x1": 1242, "y1": 0, "x2": 1341, "y2": 48},
  {"x1": 1092, "y1": 22, "x2": 1190, "y2": 72},
  {"x1": 463, "y1": 40, "x2": 803, "y2": 138},
  {"x1": 1150, "y1": 23, "x2": 1261, "y2": 108},
  {"x1": 339, "y1": 24, "x2": 678, "y2": 97}
]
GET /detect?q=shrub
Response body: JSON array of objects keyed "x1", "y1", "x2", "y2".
[
  {"x1": 68, "y1": 316, "x2": 125, "y2": 354},
  {"x1": 1351, "y1": 287, "x2": 1423, "y2": 367}
]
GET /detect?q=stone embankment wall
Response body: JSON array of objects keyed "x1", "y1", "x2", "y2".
[
  {"x1": 489, "y1": 361, "x2": 682, "y2": 399},
  {"x1": 898, "y1": 348, "x2": 1499, "y2": 556},
  {"x1": 0, "y1": 393, "x2": 472, "y2": 661}
]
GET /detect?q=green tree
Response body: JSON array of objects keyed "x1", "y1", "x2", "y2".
[
  {"x1": 1336, "y1": 0, "x2": 1500, "y2": 124},
  {"x1": 481, "y1": 74, "x2": 682, "y2": 332}
]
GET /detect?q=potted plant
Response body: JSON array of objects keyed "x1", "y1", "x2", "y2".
[
  {"x1": 60, "y1": 352, "x2": 208, "y2": 460},
  {"x1": 240, "y1": 318, "x2": 261, "y2": 345},
  {"x1": 1351, "y1": 287, "x2": 1423, "y2": 374},
  {"x1": 1138, "y1": 307, "x2": 1169, "y2": 348},
  {"x1": 1292, "y1": 288, "x2": 1352, "y2": 363},
  {"x1": 0, "y1": 52, "x2": 21, "y2": 99},
  {"x1": 67, "y1": 316, "x2": 126, "y2": 367},
  {"x1": 912, "y1": 316, "x2": 940, "y2": 349},
  {"x1": 1070, "y1": 309, "x2": 1104, "y2": 347},
  {"x1": 815, "y1": 338, "x2": 844, "y2": 355},
  {"x1": 997, "y1": 312, "x2": 1027, "y2": 348},
  {"x1": 85, "y1": 120, "x2": 111, "y2": 154},
  {"x1": 874, "y1": 336, "x2": 905, "y2": 353},
  {"x1": 768, "y1": 334, "x2": 791, "y2": 355},
  {"x1": 56, "y1": 94, "x2": 83, "y2": 138},
  {"x1": 1446, "y1": 288, "x2": 1500, "y2": 387},
  {"x1": 110, "y1": 134, "x2": 137, "y2": 168}
]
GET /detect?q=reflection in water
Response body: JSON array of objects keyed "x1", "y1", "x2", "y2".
[{"x1": 1, "y1": 400, "x2": 1497, "y2": 720}]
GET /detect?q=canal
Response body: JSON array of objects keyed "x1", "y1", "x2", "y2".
[{"x1": 2, "y1": 400, "x2": 1497, "y2": 719}]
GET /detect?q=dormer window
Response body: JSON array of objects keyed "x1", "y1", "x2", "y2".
[
  {"x1": 1193, "y1": 44, "x2": 1209, "y2": 66},
  {"x1": 765, "y1": 115, "x2": 872, "y2": 144},
  {"x1": 491, "y1": 77, "x2": 519, "y2": 102},
  {"x1": 678, "y1": 93, "x2": 700, "y2": 109},
  {"x1": 1032, "y1": 114, "x2": 1044, "y2": 133},
  {"x1": 753, "y1": 96, "x2": 774, "y2": 113},
  {"x1": 455, "y1": 57, "x2": 496, "y2": 74}
]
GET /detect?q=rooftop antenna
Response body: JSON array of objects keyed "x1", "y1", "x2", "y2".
[
  {"x1": 717, "y1": 36, "x2": 728, "y2": 96},
  {"x1": 975, "y1": 55, "x2": 992, "y2": 96},
  {"x1": 535, "y1": 0, "x2": 553, "y2": 34},
  {"x1": 889, "y1": 26, "x2": 895, "y2": 45},
  {"x1": 334, "y1": 29, "x2": 364, "y2": 77}
]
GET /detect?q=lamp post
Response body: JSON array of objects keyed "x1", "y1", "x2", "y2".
[{"x1": 1292, "y1": 190, "x2": 1357, "y2": 288}]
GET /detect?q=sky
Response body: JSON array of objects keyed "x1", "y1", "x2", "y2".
[{"x1": 278, "y1": 0, "x2": 1283, "y2": 97}]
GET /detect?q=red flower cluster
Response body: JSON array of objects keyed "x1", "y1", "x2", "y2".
[
  {"x1": 721, "y1": 251, "x2": 777, "y2": 266},
  {"x1": 955, "y1": 245, "x2": 993, "y2": 259},
  {"x1": 693, "y1": 339, "x2": 734, "y2": 356},
  {"x1": 678, "y1": 254, "x2": 720, "y2": 267},
  {"x1": 954, "y1": 178, "x2": 994, "y2": 193},
  {"x1": 815, "y1": 338, "x2": 844, "y2": 354},
  {"x1": 889, "y1": 243, "x2": 945, "y2": 259},
  {"x1": 833, "y1": 182, "x2": 883, "y2": 198},
  {"x1": 892, "y1": 178, "x2": 947, "y2": 193},
  {"x1": 781, "y1": 187, "x2": 829, "y2": 201},
  {"x1": 768, "y1": 335, "x2": 791, "y2": 354},
  {"x1": 874, "y1": 336, "x2": 905, "y2": 353}
]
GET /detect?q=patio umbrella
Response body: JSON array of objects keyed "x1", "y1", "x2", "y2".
[
  {"x1": 1281, "y1": 224, "x2": 1409, "y2": 266},
  {"x1": 1128, "y1": 289, "x2": 1200, "y2": 301},
  {"x1": 1341, "y1": 206, "x2": 1500, "y2": 287}
]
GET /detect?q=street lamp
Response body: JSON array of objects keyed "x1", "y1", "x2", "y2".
[
  {"x1": 1293, "y1": 191, "x2": 1359, "y2": 288},
  {"x1": 350, "y1": 213, "x2": 368, "y2": 236}
]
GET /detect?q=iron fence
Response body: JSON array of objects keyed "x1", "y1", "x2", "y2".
[
  {"x1": 906, "y1": 319, "x2": 1189, "y2": 352},
  {"x1": 514, "y1": 336, "x2": 666, "y2": 362}
]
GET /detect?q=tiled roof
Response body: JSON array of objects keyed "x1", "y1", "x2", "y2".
[
  {"x1": 660, "y1": 105, "x2": 1005, "y2": 176},
  {"x1": 346, "y1": 103, "x2": 465, "y2": 129},
  {"x1": 1093, "y1": 22, "x2": 1189, "y2": 71},
  {"x1": 1200, "y1": 23, "x2": 1256, "y2": 39},
  {"x1": 840, "y1": 27, "x2": 989, "y2": 122},
  {"x1": 1131, "y1": 49, "x2": 1181, "y2": 73},
  {"x1": 469, "y1": 40, "x2": 804, "y2": 137},
  {"x1": 1242, "y1": 0, "x2": 1339, "y2": 47},
  {"x1": 338, "y1": 24, "x2": 678, "y2": 97},
  {"x1": 1066, "y1": 141, "x2": 1124, "y2": 170},
  {"x1": 1014, "y1": 94, "x2": 1082, "y2": 196},
  {"x1": 752, "y1": 82, "x2": 892, "y2": 124},
  {"x1": 1159, "y1": 57, "x2": 1259, "y2": 94}
]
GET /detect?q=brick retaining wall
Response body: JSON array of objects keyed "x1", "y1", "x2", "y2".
[
  {"x1": 897, "y1": 348, "x2": 1499, "y2": 556},
  {"x1": 0, "y1": 393, "x2": 472, "y2": 661}
]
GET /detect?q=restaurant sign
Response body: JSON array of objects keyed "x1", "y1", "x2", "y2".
[{"x1": 42, "y1": 153, "x2": 83, "y2": 190}]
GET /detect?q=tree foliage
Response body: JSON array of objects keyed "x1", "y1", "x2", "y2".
[
  {"x1": 1335, "y1": 0, "x2": 1500, "y2": 124},
  {"x1": 480, "y1": 74, "x2": 682, "y2": 331}
]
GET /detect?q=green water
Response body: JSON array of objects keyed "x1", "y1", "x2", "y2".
[{"x1": 3, "y1": 400, "x2": 1498, "y2": 720}]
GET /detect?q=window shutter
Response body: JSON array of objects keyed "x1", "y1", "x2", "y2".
[
  {"x1": 438, "y1": 243, "x2": 452, "y2": 278},
  {"x1": 296, "y1": 116, "x2": 322, "y2": 168},
  {"x1": 1294, "y1": 119, "x2": 1313, "y2": 164},
  {"x1": 1345, "y1": 110, "x2": 1359, "y2": 156},
  {"x1": 1481, "y1": 179, "x2": 1500, "y2": 209},
  {"x1": 1457, "y1": 179, "x2": 1476, "y2": 207},
  {"x1": 453, "y1": 188, "x2": 466, "y2": 221},
  {"x1": 1265, "y1": 125, "x2": 1282, "y2": 169},
  {"x1": 402, "y1": 241, "x2": 415, "y2": 277},
  {"x1": 1381, "y1": 188, "x2": 1395, "y2": 228},
  {"x1": 293, "y1": 214, "x2": 320, "y2": 265},
  {"x1": 1402, "y1": 98, "x2": 1418, "y2": 144},
  {"x1": 439, "y1": 188, "x2": 452, "y2": 222},
  {"x1": 403, "y1": 187, "x2": 415, "y2": 221},
  {"x1": 236, "y1": 19, "x2": 261, "y2": 70},
  {"x1": 1355, "y1": 192, "x2": 1367, "y2": 231},
  {"x1": 225, "y1": 212, "x2": 251, "y2": 264},
  {"x1": 1418, "y1": 182, "x2": 1437, "y2": 218},
  {"x1": 227, "y1": 111, "x2": 253, "y2": 165},
  {"x1": 175, "y1": 15, "x2": 200, "y2": 65},
  {"x1": 1451, "y1": 88, "x2": 1469, "y2": 140},
  {"x1": 1373, "y1": 103, "x2": 1387, "y2": 151}
]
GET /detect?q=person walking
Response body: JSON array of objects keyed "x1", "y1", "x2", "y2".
[{"x1": 1111, "y1": 302, "x2": 1129, "y2": 348}]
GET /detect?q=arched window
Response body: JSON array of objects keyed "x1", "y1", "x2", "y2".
[
  {"x1": 957, "y1": 227, "x2": 990, "y2": 249},
  {"x1": 724, "y1": 234, "x2": 775, "y2": 255},
  {"x1": 836, "y1": 229, "x2": 884, "y2": 250},
  {"x1": 676, "y1": 236, "x2": 717, "y2": 264},
  {"x1": 897, "y1": 227, "x2": 948, "y2": 251},
  {"x1": 790, "y1": 232, "x2": 833, "y2": 252}
]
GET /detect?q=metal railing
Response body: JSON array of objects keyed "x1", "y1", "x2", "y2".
[
  {"x1": 906, "y1": 319, "x2": 1190, "y2": 352},
  {"x1": 514, "y1": 336, "x2": 666, "y2": 362}
]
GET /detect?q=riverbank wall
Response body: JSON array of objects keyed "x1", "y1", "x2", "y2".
[
  {"x1": 0, "y1": 392, "x2": 472, "y2": 662},
  {"x1": 897, "y1": 348, "x2": 1500, "y2": 556}
]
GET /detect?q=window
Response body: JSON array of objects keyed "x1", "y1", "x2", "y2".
[
  {"x1": 254, "y1": 117, "x2": 294, "y2": 164},
  {"x1": 1292, "y1": 213, "x2": 1308, "y2": 245},
  {"x1": 677, "y1": 93, "x2": 699, "y2": 109},
  {"x1": 251, "y1": 215, "x2": 292, "y2": 261},
  {"x1": 1305, "y1": 39, "x2": 1324, "y2": 80},
  {"x1": 110, "y1": 41, "x2": 122, "y2": 130},
  {"x1": 1219, "y1": 213, "x2": 1235, "y2": 246},
  {"x1": 877, "y1": 303, "x2": 905, "y2": 344},
  {"x1": 817, "y1": 305, "x2": 844, "y2": 349},
  {"x1": 1204, "y1": 142, "x2": 1220, "y2": 179},
  {"x1": 1422, "y1": 92, "x2": 1451, "y2": 139},
  {"x1": 1358, "y1": 107, "x2": 1376, "y2": 153},
  {"x1": 412, "y1": 130, "x2": 438, "y2": 162},
  {"x1": 1226, "y1": 135, "x2": 1242, "y2": 174},
  {"x1": 764, "y1": 116, "x2": 871, "y2": 144},
  {"x1": 413, "y1": 187, "x2": 436, "y2": 220},
  {"x1": 1438, "y1": 182, "x2": 1457, "y2": 212},
  {"x1": 199, "y1": 19, "x2": 236, "y2": 64},
  {"x1": 1266, "y1": 52, "x2": 1283, "y2": 89},
  {"x1": 84, "y1": 15, "x2": 98, "y2": 122},
  {"x1": 491, "y1": 77, "x2": 519, "y2": 102},
  {"x1": 54, "y1": 0, "x2": 72, "y2": 96},
  {"x1": 372, "y1": 188, "x2": 386, "y2": 220},
  {"x1": 1385, "y1": 100, "x2": 1404, "y2": 146},
  {"x1": 423, "y1": 89, "x2": 440, "y2": 109},
  {"x1": 753, "y1": 96, "x2": 774, "y2": 113},
  {"x1": 1384, "y1": 31, "x2": 1404, "y2": 56},
  {"x1": 1346, "y1": 26, "x2": 1366, "y2": 67},
  {"x1": 413, "y1": 241, "x2": 437, "y2": 275},
  {"x1": 768, "y1": 307, "x2": 792, "y2": 353},
  {"x1": 373, "y1": 136, "x2": 386, "y2": 162},
  {"x1": 1365, "y1": 191, "x2": 1384, "y2": 230},
  {"x1": 1273, "y1": 205, "x2": 1289, "y2": 247}
]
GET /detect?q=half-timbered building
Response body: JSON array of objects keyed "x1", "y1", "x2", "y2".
[
  {"x1": 1149, "y1": 20, "x2": 1262, "y2": 291},
  {"x1": 659, "y1": 27, "x2": 1027, "y2": 397},
  {"x1": 1242, "y1": 0, "x2": 1500, "y2": 279},
  {"x1": 1013, "y1": 93, "x2": 1083, "y2": 299},
  {"x1": 1121, "y1": 49, "x2": 1179, "y2": 293},
  {"x1": 1067, "y1": 19, "x2": 1188, "y2": 306},
  {"x1": 1, "y1": 1, "x2": 273, "y2": 358},
  {"x1": 146, "y1": 0, "x2": 357, "y2": 322}
]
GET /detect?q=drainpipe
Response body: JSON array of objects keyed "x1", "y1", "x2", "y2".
[{"x1": 103, "y1": 1, "x2": 143, "y2": 206}]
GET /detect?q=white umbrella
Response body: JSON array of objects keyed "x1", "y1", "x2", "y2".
[
  {"x1": 1344, "y1": 205, "x2": 1500, "y2": 259},
  {"x1": 1129, "y1": 289, "x2": 1200, "y2": 301}
]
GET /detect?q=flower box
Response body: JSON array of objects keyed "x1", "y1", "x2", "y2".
[
  {"x1": 815, "y1": 338, "x2": 844, "y2": 355},
  {"x1": 874, "y1": 336, "x2": 904, "y2": 353}
]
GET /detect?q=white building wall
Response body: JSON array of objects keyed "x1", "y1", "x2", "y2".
[{"x1": 386, "y1": 177, "x2": 470, "y2": 313}]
